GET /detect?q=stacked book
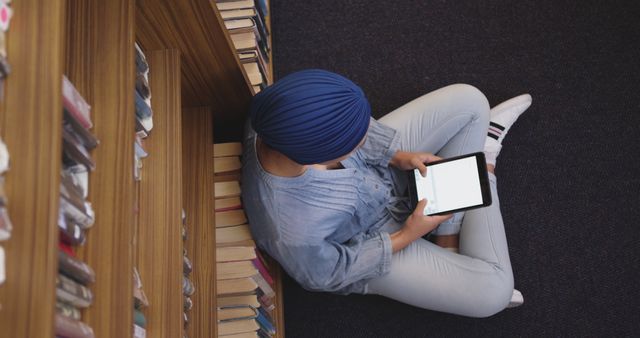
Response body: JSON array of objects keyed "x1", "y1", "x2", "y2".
[
  {"x1": 214, "y1": 142, "x2": 277, "y2": 337},
  {"x1": 215, "y1": 0, "x2": 271, "y2": 93},
  {"x1": 0, "y1": 137, "x2": 11, "y2": 288},
  {"x1": 56, "y1": 76, "x2": 98, "y2": 338},
  {"x1": 0, "y1": 1, "x2": 10, "y2": 288},
  {"x1": 134, "y1": 42, "x2": 153, "y2": 182},
  {"x1": 133, "y1": 267, "x2": 149, "y2": 338},
  {"x1": 0, "y1": 0, "x2": 12, "y2": 99},
  {"x1": 182, "y1": 209, "x2": 195, "y2": 337},
  {"x1": 132, "y1": 42, "x2": 152, "y2": 338}
]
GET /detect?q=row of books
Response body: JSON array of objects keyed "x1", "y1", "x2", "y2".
[
  {"x1": 0, "y1": 137, "x2": 11, "y2": 289},
  {"x1": 215, "y1": 0, "x2": 271, "y2": 93},
  {"x1": 0, "y1": 0, "x2": 11, "y2": 291},
  {"x1": 182, "y1": 209, "x2": 196, "y2": 338},
  {"x1": 56, "y1": 76, "x2": 99, "y2": 338},
  {"x1": 134, "y1": 42, "x2": 153, "y2": 182},
  {"x1": 133, "y1": 43, "x2": 152, "y2": 338},
  {"x1": 0, "y1": 0, "x2": 12, "y2": 101},
  {"x1": 214, "y1": 142, "x2": 277, "y2": 337}
]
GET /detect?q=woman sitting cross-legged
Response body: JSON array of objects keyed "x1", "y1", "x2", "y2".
[{"x1": 242, "y1": 69, "x2": 531, "y2": 317}]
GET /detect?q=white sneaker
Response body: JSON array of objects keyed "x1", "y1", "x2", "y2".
[
  {"x1": 484, "y1": 94, "x2": 532, "y2": 166},
  {"x1": 507, "y1": 289, "x2": 524, "y2": 308},
  {"x1": 487, "y1": 94, "x2": 532, "y2": 144}
]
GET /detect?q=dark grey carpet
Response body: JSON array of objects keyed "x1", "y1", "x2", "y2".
[{"x1": 270, "y1": 1, "x2": 640, "y2": 336}]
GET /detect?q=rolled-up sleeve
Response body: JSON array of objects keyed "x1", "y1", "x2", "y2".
[
  {"x1": 269, "y1": 230, "x2": 392, "y2": 294},
  {"x1": 356, "y1": 118, "x2": 401, "y2": 167}
]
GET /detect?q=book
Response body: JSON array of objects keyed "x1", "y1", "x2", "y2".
[
  {"x1": 242, "y1": 62, "x2": 263, "y2": 86},
  {"x1": 133, "y1": 267, "x2": 149, "y2": 308},
  {"x1": 183, "y1": 276, "x2": 195, "y2": 296},
  {"x1": 134, "y1": 309, "x2": 147, "y2": 328},
  {"x1": 135, "y1": 91, "x2": 154, "y2": 132},
  {"x1": 62, "y1": 126, "x2": 96, "y2": 170},
  {"x1": 215, "y1": 197, "x2": 242, "y2": 212},
  {"x1": 62, "y1": 75, "x2": 92, "y2": 129},
  {"x1": 214, "y1": 156, "x2": 242, "y2": 174},
  {"x1": 225, "y1": 17, "x2": 256, "y2": 32},
  {"x1": 231, "y1": 32, "x2": 257, "y2": 51},
  {"x1": 0, "y1": 206, "x2": 11, "y2": 241},
  {"x1": 0, "y1": 245, "x2": 5, "y2": 285},
  {"x1": 59, "y1": 250, "x2": 96, "y2": 285},
  {"x1": 60, "y1": 196, "x2": 95, "y2": 229},
  {"x1": 217, "y1": 261, "x2": 258, "y2": 280},
  {"x1": 183, "y1": 254, "x2": 193, "y2": 274},
  {"x1": 218, "y1": 305, "x2": 258, "y2": 322},
  {"x1": 216, "y1": 209, "x2": 247, "y2": 228},
  {"x1": 251, "y1": 272, "x2": 274, "y2": 299},
  {"x1": 133, "y1": 324, "x2": 146, "y2": 338},
  {"x1": 215, "y1": 181, "x2": 241, "y2": 199},
  {"x1": 216, "y1": 239, "x2": 256, "y2": 249},
  {"x1": 56, "y1": 273, "x2": 93, "y2": 308},
  {"x1": 217, "y1": 294, "x2": 260, "y2": 309},
  {"x1": 219, "y1": 8, "x2": 256, "y2": 20},
  {"x1": 55, "y1": 301, "x2": 82, "y2": 321},
  {"x1": 58, "y1": 214, "x2": 87, "y2": 246},
  {"x1": 135, "y1": 43, "x2": 149, "y2": 75},
  {"x1": 218, "y1": 318, "x2": 260, "y2": 336},
  {"x1": 63, "y1": 109, "x2": 99, "y2": 150},
  {"x1": 55, "y1": 313, "x2": 95, "y2": 338},
  {"x1": 214, "y1": 142, "x2": 243, "y2": 157},
  {"x1": 216, "y1": 224, "x2": 252, "y2": 244},
  {"x1": 255, "y1": 308, "x2": 276, "y2": 336},
  {"x1": 184, "y1": 296, "x2": 193, "y2": 311},
  {"x1": 239, "y1": 50, "x2": 258, "y2": 62},
  {"x1": 217, "y1": 246, "x2": 257, "y2": 262},
  {"x1": 135, "y1": 72, "x2": 151, "y2": 99},
  {"x1": 251, "y1": 252, "x2": 274, "y2": 286},
  {"x1": 59, "y1": 242, "x2": 76, "y2": 257},
  {"x1": 218, "y1": 332, "x2": 258, "y2": 338},
  {"x1": 216, "y1": 0, "x2": 254, "y2": 11},
  {"x1": 217, "y1": 277, "x2": 258, "y2": 296}
]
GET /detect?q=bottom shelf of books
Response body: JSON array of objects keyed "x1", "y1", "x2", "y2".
[{"x1": 214, "y1": 142, "x2": 284, "y2": 338}]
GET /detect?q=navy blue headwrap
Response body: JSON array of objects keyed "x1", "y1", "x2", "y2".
[{"x1": 250, "y1": 69, "x2": 371, "y2": 165}]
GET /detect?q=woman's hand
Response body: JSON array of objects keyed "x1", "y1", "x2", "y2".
[
  {"x1": 390, "y1": 199, "x2": 452, "y2": 252},
  {"x1": 390, "y1": 151, "x2": 442, "y2": 177}
]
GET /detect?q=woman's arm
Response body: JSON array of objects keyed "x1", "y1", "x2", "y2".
[
  {"x1": 389, "y1": 199, "x2": 452, "y2": 252},
  {"x1": 389, "y1": 151, "x2": 442, "y2": 176}
]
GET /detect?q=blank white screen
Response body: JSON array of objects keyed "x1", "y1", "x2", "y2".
[{"x1": 414, "y1": 156, "x2": 483, "y2": 215}]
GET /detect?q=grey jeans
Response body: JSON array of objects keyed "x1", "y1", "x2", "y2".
[{"x1": 366, "y1": 84, "x2": 515, "y2": 318}]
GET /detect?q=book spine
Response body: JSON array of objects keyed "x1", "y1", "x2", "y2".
[
  {"x1": 55, "y1": 313, "x2": 95, "y2": 338},
  {"x1": 57, "y1": 274, "x2": 94, "y2": 308},
  {"x1": 55, "y1": 301, "x2": 82, "y2": 321},
  {"x1": 58, "y1": 250, "x2": 96, "y2": 285},
  {"x1": 252, "y1": 255, "x2": 274, "y2": 285},
  {"x1": 62, "y1": 76, "x2": 93, "y2": 129},
  {"x1": 60, "y1": 197, "x2": 95, "y2": 229},
  {"x1": 134, "y1": 309, "x2": 147, "y2": 328},
  {"x1": 255, "y1": 309, "x2": 276, "y2": 335},
  {"x1": 252, "y1": 272, "x2": 274, "y2": 299},
  {"x1": 133, "y1": 324, "x2": 146, "y2": 338}
]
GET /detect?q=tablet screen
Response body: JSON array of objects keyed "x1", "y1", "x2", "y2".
[{"x1": 414, "y1": 156, "x2": 483, "y2": 215}]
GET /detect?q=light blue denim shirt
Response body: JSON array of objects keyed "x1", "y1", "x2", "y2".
[{"x1": 242, "y1": 118, "x2": 411, "y2": 294}]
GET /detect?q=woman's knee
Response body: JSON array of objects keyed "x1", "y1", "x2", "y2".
[
  {"x1": 466, "y1": 273, "x2": 514, "y2": 318},
  {"x1": 445, "y1": 83, "x2": 490, "y2": 122}
]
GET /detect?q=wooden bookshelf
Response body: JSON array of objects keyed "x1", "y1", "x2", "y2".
[
  {"x1": 0, "y1": 1, "x2": 65, "y2": 336},
  {"x1": 182, "y1": 107, "x2": 217, "y2": 338},
  {"x1": 0, "y1": 0, "x2": 284, "y2": 337},
  {"x1": 65, "y1": 2, "x2": 137, "y2": 337},
  {"x1": 136, "y1": 49, "x2": 184, "y2": 337}
]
